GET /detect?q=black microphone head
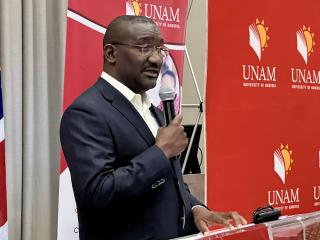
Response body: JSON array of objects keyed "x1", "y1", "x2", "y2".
[{"x1": 159, "y1": 85, "x2": 176, "y2": 101}]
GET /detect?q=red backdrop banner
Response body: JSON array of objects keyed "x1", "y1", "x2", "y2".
[{"x1": 206, "y1": 0, "x2": 320, "y2": 222}]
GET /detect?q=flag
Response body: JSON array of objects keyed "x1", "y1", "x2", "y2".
[{"x1": 0, "y1": 68, "x2": 8, "y2": 239}]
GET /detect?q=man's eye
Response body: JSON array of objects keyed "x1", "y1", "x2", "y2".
[
  {"x1": 141, "y1": 46, "x2": 152, "y2": 52},
  {"x1": 138, "y1": 44, "x2": 151, "y2": 48}
]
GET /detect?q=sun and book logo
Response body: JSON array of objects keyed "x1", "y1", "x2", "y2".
[
  {"x1": 296, "y1": 26, "x2": 315, "y2": 64},
  {"x1": 249, "y1": 19, "x2": 270, "y2": 60},
  {"x1": 291, "y1": 26, "x2": 319, "y2": 90},
  {"x1": 274, "y1": 144, "x2": 294, "y2": 184},
  {"x1": 126, "y1": 0, "x2": 142, "y2": 16},
  {"x1": 269, "y1": 145, "x2": 299, "y2": 209},
  {"x1": 243, "y1": 18, "x2": 276, "y2": 89},
  {"x1": 125, "y1": 0, "x2": 181, "y2": 29}
]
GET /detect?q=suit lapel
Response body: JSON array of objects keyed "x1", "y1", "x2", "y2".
[
  {"x1": 153, "y1": 104, "x2": 188, "y2": 214},
  {"x1": 95, "y1": 78, "x2": 155, "y2": 146},
  {"x1": 150, "y1": 105, "x2": 184, "y2": 178},
  {"x1": 149, "y1": 105, "x2": 165, "y2": 127}
]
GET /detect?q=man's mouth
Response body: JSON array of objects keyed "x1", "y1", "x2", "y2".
[{"x1": 143, "y1": 68, "x2": 159, "y2": 78}]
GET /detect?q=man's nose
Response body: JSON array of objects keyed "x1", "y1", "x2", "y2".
[{"x1": 148, "y1": 51, "x2": 163, "y2": 67}]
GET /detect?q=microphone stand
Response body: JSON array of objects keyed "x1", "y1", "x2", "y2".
[{"x1": 181, "y1": 110, "x2": 202, "y2": 174}]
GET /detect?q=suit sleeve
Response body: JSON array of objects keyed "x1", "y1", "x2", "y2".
[
  {"x1": 184, "y1": 183, "x2": 206, "y2": 208},
  {"x1": 60, "y1": 103, "x2": 172, "y2": 211}
]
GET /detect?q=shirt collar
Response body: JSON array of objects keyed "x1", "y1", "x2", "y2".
[{"x1": 101, "y1": 71, "x2": 152, "y2": 108}]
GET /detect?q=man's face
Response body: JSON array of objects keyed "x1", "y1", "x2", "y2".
[{"x1": 113, "y1": 22, "x2": 164, "y2": 94}]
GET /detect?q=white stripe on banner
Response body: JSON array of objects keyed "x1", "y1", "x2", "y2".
[
  {"x1": 165, "y1": 44, "x2": 186, "y2": 51},
  {"x1": 67, "y1": 10, "x2": 186, "y2": 51},
  {"x1": 67, "y1": 10, "x2": 106, "y2": 34},
  {"x1": 0, "y1": 118, "x2": 4, "y2": 142},
  {"x1": 57, "y1": 168, "x2": 79, "y2": 240},
  {"x1": 0, "y1": 222, "x2": 8, "y2": 240}
]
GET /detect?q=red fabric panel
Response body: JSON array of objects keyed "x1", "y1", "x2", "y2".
[{"x1": 206, "y1": 0, "x2": 320, "y2": 221}]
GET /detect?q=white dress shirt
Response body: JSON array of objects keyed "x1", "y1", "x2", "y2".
[{"x1": 101, "y1": 72, "x2": 159, "y2": 137}]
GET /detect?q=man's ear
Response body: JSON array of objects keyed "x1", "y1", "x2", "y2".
[{"x1": 104, "y1": 44, "x2": 117, "y2": 64}]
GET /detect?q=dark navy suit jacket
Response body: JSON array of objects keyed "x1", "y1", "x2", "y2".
[{"x1": 60, "y1": 78, "x2": 201, "y2": 240}]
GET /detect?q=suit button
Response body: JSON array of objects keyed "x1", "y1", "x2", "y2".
[
  {"x1": 159, "y1": 178, "x2": 165, "y2": 184},
  {"x1": 151, "y1": 178, "x2": 166, "y2": 189}
]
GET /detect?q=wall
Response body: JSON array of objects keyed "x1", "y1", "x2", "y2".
[
  {"x1": 180, "y1": 0, "x2": 207, "y2": 203},
  {"x1": 182, "y1": 0, "x2": 207, "y2": 174}
]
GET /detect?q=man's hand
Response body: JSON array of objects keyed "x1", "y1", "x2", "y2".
[
  {"x1": 192, "y1": 207, "x2": 247, "y2": 234},
  {"x1": 155, "y1": 114, "x2": 188, "y2": 159}
]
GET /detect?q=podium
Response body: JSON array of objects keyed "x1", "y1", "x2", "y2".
[{"x1": 173, "y1": 211, "x2": 320, "y2": 240}]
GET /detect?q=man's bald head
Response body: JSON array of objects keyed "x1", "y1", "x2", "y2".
[
  {"x1": 102, "y1": 15, "x2": 164, "y2": 94},
  {"x1": 103, "y1": 15, "x2": 157, "y2": 46}
]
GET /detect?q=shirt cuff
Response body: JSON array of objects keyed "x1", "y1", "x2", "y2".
[{"x1": 191, "y1": 205, "x2": 207, "y2": 211}]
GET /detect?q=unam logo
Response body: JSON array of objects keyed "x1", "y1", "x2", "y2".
[
  {"x1": 249, "y1": 19, "x2": 270, "y2": 60},
  {"x1": 296, "y1": 25, "x2": 315, "y2": 64},
  {"x1": 126, "y1": 0, "x2": 142, "y2": 16},
  {"x1": 274, "y1": 144, "x2": 293, "y2": 184}
]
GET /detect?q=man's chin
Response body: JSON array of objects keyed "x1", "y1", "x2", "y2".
[
  {"x1": 146, "y1": 75, "x2": 158, "y2": 83},
  {"x1": 142, "y1": 79, "x2": 157, "y2": 92}
]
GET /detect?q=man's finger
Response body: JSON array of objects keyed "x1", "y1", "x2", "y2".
[
  {"x1": 211, "y1": 213, "x2": 234, "y2": 229},
  {"x1": 226, "y1": 211, "x2": 247, "y2": 227},
  {"x1": 233, "y1": 214, "x2": 247, "y2": 227},
  {"x1": 240, "y1": 216, "x2": 247, "y2": 225},
  {"x1": 171, "y1": 114, "x2": 183, "y2": 125},
  {"x1": 220, "y1": 219, "x2": 234, "y2": 230},
  {"x1": 197, "y1": 221, "x2": 209, "y2": 234}
]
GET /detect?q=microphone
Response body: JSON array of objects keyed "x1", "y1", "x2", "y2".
[
  {"x1": 252, "y1": 205, "x2": 281, "y2": 224},
  {"x1": 159, "y1": 85, "x2": 176, "y2": 126}
]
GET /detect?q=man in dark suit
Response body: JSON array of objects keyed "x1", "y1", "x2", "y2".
[{"x1": 60, "y1": 15, "x2": 246, "y2": 240}]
